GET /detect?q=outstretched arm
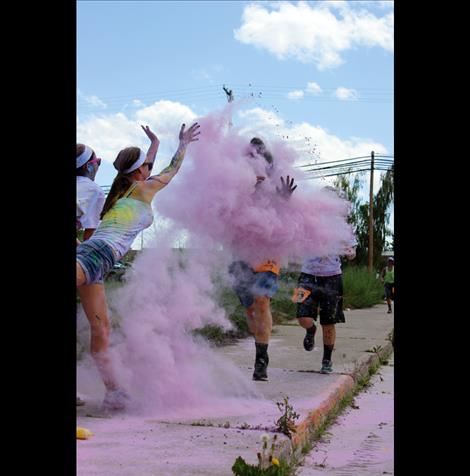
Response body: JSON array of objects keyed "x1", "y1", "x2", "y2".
[
  {"x1": 141, "y1": 125, "x2": 160, "y2": 168},
  {"x1": 143, "y1": 122, "x2": 200, "y2": 195}
]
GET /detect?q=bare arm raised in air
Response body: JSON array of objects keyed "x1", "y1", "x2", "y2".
[
  {"x1": 143, "y1": 123, "x2": 200, "y2": 196},
  {"x1": 141, "y1": 125, "x2": 160, "y2": 169}
]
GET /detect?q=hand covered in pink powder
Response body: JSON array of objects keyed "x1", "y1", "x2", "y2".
[
  {"x1": 179, "y1": 122, "x2": 201, "y2": 147},
  {"x1": 276, "y1": 175, "x2": 297, "y2": 199},
  {"x1": 141, "y1": 125, "x2": 160, "y2": 145}
]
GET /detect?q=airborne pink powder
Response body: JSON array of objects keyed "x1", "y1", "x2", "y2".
[
  {"x1": 156, "y1": 104, "x2": 355, "y2": 267},
  {"x1": 77, "y1": 104, "x2": 355, "y2": 417}
]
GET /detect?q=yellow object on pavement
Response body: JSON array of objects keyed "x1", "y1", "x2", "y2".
[{"x1": 77, "y1": 427, "x2": 93, "y2": 440}]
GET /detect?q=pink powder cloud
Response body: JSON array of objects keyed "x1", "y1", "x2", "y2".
[{"x1": 156, "y1": 104, "x2": 355, "y2": 266}]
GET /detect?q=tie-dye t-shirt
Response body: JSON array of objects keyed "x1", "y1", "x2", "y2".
[{"x1": 92, "y1": 196, "x2": 153, "y2": 260}]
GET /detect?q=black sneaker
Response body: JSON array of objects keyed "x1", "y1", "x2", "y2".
[
  {"x1": 253, "y1": 355, "x2": 269, "y2": 381},
  {"x1": 303, "y1": 325, "x2": 316, "y2": 351},
  {"x1": 387, "y1": 308, "x2": 392, "y2": 314}
]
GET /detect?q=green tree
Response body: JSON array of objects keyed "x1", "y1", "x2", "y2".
[{"x1": 334, "y1": 165, "x2": 394, "y2": 269}]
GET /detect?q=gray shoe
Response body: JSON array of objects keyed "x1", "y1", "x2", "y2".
[
  {"x1": 320, "y1": 359, "x2": 333, "y2": 374},
  {"x1": 76, "y1": 396, "x2": 85, "y2": 406},
  {"x1": 102, "y1": 388, "x2": 130, "y2": 411}
]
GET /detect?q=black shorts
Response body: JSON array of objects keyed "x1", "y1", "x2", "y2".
[
  {"x1": 295, "y1": 272, "x2": 345, "y2": 325},
  {"x1": 384, "y1": 282, "x2": 394, "y2": 300}
]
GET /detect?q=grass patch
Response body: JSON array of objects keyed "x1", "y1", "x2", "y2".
[
  {"x1": 342, "y1": 266, "x2": 383, "y2": 309},
  {"x1": 302, "y1": 355, "x2": 389, "y2": 455}
]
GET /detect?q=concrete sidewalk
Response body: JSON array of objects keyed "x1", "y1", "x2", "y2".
[{"x1": 77, "y1": 304, "x2": 394, "y2": 476}]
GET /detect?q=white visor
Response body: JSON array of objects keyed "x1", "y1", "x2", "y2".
[
  {"x1": 122, "y1": 149, "x2": 147, "y2": 174},
  {"x1": 76, "y1": 146, "x2": 93, "y2": 168}
]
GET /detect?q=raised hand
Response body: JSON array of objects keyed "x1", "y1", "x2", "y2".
[
  {"x1": 141, "y1": 125, "x2": 160, "y2": 145},
  {"x1": 276, "y1": 175, "x2": 297, "y2": 198},
  {"x1": 179, "y1": 122, "x2": 201, "y2": 147}
]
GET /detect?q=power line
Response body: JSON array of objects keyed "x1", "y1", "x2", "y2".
[
  {"x1": 300, "y1": 167, "x2": 392, "y2": 180},
  {"x1": 296, "y1": 155, "x2": 393, "y2": 168},
  {"x1": 77, "y1": 84, "x2": 393, "y2": 104}
]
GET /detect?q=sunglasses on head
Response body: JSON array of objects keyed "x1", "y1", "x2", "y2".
[{"x1": 88, "y1": 157, "x2": 102, "y2": 166}]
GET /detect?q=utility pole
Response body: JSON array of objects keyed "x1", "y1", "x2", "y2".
[{"x1": 368, "y1": 151, "x2": 375, "y2": 272}]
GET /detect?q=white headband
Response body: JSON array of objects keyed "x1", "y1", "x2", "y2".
[
  {"x1": 122, "y1": 149, "x2": 147, "y2": 174},
  {"x1": 76, "y1": 146, "x2": 93, "y2": 168}
]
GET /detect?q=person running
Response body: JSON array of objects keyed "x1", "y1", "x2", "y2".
[
  {"x1": 76, "y1": 143, "x2": 106, "y2": 406},
  {"x1": 294, "y1": 240, "x2": 357, "y2": 374},
  {"x1": 380, "y1": 257, "x2": 394, "y2": 314},
  {"x1": 229, "y1": 138, "x2": 296, "y2": 381},
  {"x1": 76, "y1": 122, "x2": 200, "y2": 411}
]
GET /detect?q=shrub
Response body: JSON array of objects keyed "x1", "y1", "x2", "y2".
[{"x1": 342, "y1": 266, "x2": 383, "y2": 309}]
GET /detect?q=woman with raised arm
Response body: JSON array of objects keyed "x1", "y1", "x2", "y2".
[{"x1": 76, "y1": 122, "x2": 200, "y2": 411}]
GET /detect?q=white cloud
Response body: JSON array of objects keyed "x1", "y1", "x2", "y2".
[
  {"x1": 287, "y1": 90, "x2": 304, "y2": 100},
  {"x1": 77, "y1": 100, "x2": 197, "y2": 164},
  {"x1": 306, "y1": 82, "x2": 322, "y2": 94},
  {"x1": 237, "y1": 107, "x2": 387, "y2": 165},
  {"x1": 191, "y1": 64, "x2": 225, "y2": 83},
  {"x1": 135, "y1": 100, "x2": 197, "y2": 141},
  {"x1": 236, "y1": 107, "x2": 389, "y2": 197},
  {"x1": 77, "y1": 100, "x2": 388, "y2": 194},
  {"x1": 192, "y1": 68, "x2": 212, "y2": 82},
  {"x1": 77, "y1": 90, "x2": 107, "y2": 109},
  {"x1": 234, "y1": 1, "x2": 393, "y2": 70},
  {"x1": 335, "y1": 87, "x2": 358, "y2": 101}
]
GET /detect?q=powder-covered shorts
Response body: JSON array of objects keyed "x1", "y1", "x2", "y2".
[
  {"x1": 229, "y1": 261, "x2": 279, "y2": 309},
  {"x1": 296, "y1": 272, "x2": 345, "y2": 325},
  {"x1": 77, "y1": 239, "x2": 117, "y2": 285}
]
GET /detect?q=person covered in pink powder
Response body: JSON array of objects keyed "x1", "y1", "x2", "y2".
[
  {"x1": 294, "y1": 187, "x2": 357, "y2": 374},
  {"x1": 76, "y1": 122, "x2": 200, "y2": 411},
  {"x1": 229, "y1": 137, "x2": 297, "y2": 381}
]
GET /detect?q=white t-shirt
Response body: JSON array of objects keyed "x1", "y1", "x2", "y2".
[
  {"x1": 301, "y1": 238, "x2": 358, "y2": 277},
  {"x1": 76, "y1": 176, "x2": 105, "y2": 229}
]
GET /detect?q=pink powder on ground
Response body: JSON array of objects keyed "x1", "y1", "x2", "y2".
[{"x1": 107, "y1": 233, "x2": 261, "y2": 415}]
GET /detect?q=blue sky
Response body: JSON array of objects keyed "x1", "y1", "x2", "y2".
[{"x1": 77, "y1": 0, "x2": 394, "y2": 243}]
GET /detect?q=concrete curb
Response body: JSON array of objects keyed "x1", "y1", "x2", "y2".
[
  {"x1": 277, "y1": 339, "x2": 394, "y2": 464},
  {"x1": 350, "y1": 341, "x2": 394, "y2": 384}
]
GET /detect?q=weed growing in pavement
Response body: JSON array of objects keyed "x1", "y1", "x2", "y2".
[
  {"x1": 190, "y1": 420, "x2": 214, "y2": 427},
  {"x1": 275, "y1": 397, "x2": 300, "y2": 439},
  {"x1": 367, "y1": 345, "x2": 383, "y2": 354},
  {"x1": 231, "y1": 433, "x2": 294, "y2": 476},
  {"x1": 365, "y1": 344, "x2": 390, "y2": 365}
]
